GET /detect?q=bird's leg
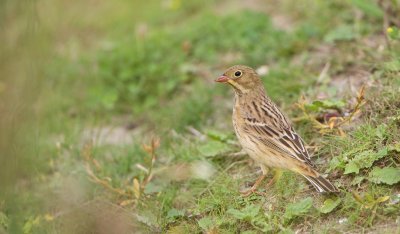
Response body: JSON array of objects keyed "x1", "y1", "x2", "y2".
[
  {"x1": 240, "y1": 166, "x2": 268, "y2": 197},
  {"x1": 265, "y1": 169, "x2": 282, "y2": 188}
]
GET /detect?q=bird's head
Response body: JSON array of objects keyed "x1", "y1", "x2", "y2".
[{"x1": 215, "y1": 65, "x2": 263, "y2": 94}]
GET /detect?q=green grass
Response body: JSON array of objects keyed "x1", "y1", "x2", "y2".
[{"x1": 1, "y1": 0, "x2": 400, "y2": 233}]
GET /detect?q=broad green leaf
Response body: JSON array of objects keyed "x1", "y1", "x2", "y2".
[
  {"x1": 284, "y1": 197, "x2": 313, "y2": 220},
  {"x1": 344, "y1": 148, "x2": 388, "y2": 174},
  {"x1": 350, "y1": 0, "x2": 383, "y2": 18},
  {"x1": 368, "y1": 167, "x2": 400, "y2": 185},
  {"x1": 241, "y1": 205, "x2": 260, "y2": 218},
  {"x1": 227, "y1": 205, "x2": 259, "y2": 220},
  {"x1": 344, "y1": 161, "x2": 359, "y2": 174},
  {"x1": 318, "y1": 198, "x2": 341, "y2": 214},
  {"x1": 341, "y1": 143, "x2": 369, "y2": 158},
  {"x1": 305, "y1": 99, "x2": 346, "y2": 112},
  {"x1": 197, "y1": 140, "x2": 229, "y2": 157},
  {"x1": 205, "y1": 129, "x2": 230, "y2": 141},
  {"x1": 197, "y1": 217, "x2": 213, "y2": 230},
  {"x1": 134, "y1": 211, "x2": 158, "y2": 228},
  {"x1": 167, "y1": 208, "x2": 185, "y2": 219},
  {"x1": 328, "y1": 156, "x2": 345, "y2": 171}
]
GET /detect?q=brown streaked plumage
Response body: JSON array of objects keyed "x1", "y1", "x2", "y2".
[{"x1": 216, "y1": 65, "x2": 338, "y2": 194}]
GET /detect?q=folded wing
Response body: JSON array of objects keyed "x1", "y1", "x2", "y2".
[{"x1": 243, "y1": 118, "x2": 314, "y2": 167}]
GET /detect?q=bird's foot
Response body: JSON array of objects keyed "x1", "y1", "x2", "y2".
[{"x1": 240, "y1": 174, "x2": 266, "y2": 197}]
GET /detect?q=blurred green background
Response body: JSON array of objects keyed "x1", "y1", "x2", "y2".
[{"x1": 1, "y1": 0, "x2": 399, "y2": 233}]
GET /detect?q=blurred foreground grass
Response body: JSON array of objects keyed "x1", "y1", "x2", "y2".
[{"x1": 1, "y1": 0, "x2": 400, "y2": 233}]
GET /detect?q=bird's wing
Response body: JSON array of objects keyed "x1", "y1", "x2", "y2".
[{"x1": 243, "y1": 118, "x2": 314, "y2": 166}]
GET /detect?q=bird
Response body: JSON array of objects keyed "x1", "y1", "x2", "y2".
[{"x1": 215, "y1": 65, "x2": 338, "y2": 195}]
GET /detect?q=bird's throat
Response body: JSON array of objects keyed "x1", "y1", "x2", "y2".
[{"x1": 228, "y1": 80, "x2": 249, "y2": 95}]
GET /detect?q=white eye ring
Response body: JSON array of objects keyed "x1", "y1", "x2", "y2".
[{"x1": 234, "y1": 70, "x2": 242, "y2": 77}]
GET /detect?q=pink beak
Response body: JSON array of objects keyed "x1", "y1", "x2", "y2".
[{"x1": 215, "y1": 75, "x2": 229, "y2": 83}]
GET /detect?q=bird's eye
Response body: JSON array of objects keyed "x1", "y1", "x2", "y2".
[{"x1": 234, "y1": 70, "x2": 242, "y2": 77}]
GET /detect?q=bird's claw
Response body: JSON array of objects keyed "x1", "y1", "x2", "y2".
[{"x1": 240, "y1": 174, "x2": 267, "y2": 197}]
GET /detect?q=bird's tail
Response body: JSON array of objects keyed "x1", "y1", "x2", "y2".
[{"x1": 302, "y1": 175, "x2": 339, "y2": 193}]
